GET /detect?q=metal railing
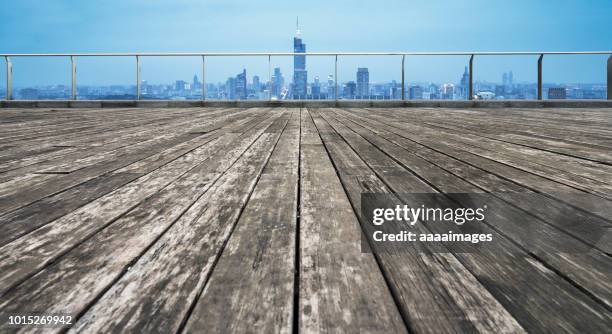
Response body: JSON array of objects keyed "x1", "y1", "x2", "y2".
[{"x1": 2, "y1": 51, "x2": 612, "y2": 101}]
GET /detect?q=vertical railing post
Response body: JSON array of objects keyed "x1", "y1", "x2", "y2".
[
  {"x1": 334, "y1": 54, "x2": 338, "y2": 101},
  {"x1": 71, "y1": 56, "x2": 76, "y2": 100},
  {"x1": 538, "y1": 54, "x2": 543, "y2": 100},
  {"x1": 136, "y1": 55, "x2": 141, "y2": 100},
  {"x1": 202, "y1": 55, "x2": 206, "y2": 101},
  {"x1": 607, "y1": 55, "x2": 611, "y2": 100},
  {"x1": 5, "y1": 57, "x2": 13, "y2": 100},
  {"x1": 468, "y1": 55, "x2": 474, "y2": 100},
  {"x1": 268, "y1": 55, "x2": 272, "y2": 101},
  {"x1": 401, "y1": 55, "x2": 405, "y2": 100}
]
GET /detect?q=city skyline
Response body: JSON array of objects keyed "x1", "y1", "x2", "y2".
[
  {"x1": 1, "y1": 0, "x2": 611, "y2": 87},
  {"x1": 4, "y1": 24, "x2": 608, "y2": 101}
]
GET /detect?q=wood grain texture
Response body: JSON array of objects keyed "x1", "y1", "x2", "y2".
[
  {"x1": 320, "y1": 108, "x2": 612, "y2": 330},
  {"x1": 183, "y1": 109, "x2": 299, "y2": 333},
  {"x1": 68, "y1": 112, "x2": 290, "y2": 333},
  {"x1": 311, "y1": 109, "x2": 526, "y2": 334},
  {"x1": 298, "y1": 109, "x2": 407, "y2": 333},
  {"x1": 0, "y1": 107, "x2": 610, "y2": 334}
]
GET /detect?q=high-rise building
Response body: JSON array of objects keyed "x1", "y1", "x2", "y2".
[
  {"x1": 390, "y1": 81, "x2": 399, "y2": 99},
  {"x1": 272, "y1": 67, "x2": 284, "y2": 98},
  {"x1": 356, "y1": 68, "x2": 369, "y2": 99},
  {"x1": 175, "y1": 80, "x2": 187, "y2": 92},
  {"x1": 253, "y1": 75, "x2": 260, "y2": 92},
  {"x1": 193, "y1": 75, "x2": 200, "y2": 90},
  {"x1": 312, "y1": 76, "x2": 321, "y2": 96},
  {"x1": 292, "y1": 18, "x2": 308, "y2": 99},
  {"x1": 459, "y1": 66, "x2": 469, "y2": 99},
  {"x1": 548, "y1": 87, "x2": 567, "y2": 99},
  {"x1": 235, "y1": 69, "x2": 247, "y2": 100},
  {"x1": 226, "y1": 77, "x2": 236, "y2": 100},
  {"x1": 327, "y1": 74, "x2": 335, "y2": 98},
  {"x1": 442, "y1": 83, "x2": 454, "y2": 100},
  {"x1": 344, "y1": 81, "x2": 356, "y2": 99},
  {"x1": 495, "y1": 85, "x2": 505, "y2": 98},
  {"x1": 502, "y1": 71, "x2": 514, "y2": 88},
  {"x1": 409, "y1": 86, "x2": 423, "y2": 100},
  {"x1": 428, "y1": 83, "x2": 439, "y2": 99}
]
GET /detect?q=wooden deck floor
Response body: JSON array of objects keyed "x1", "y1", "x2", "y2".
[{"x1": 0, "y1": 107, "x2": 611, "y2": 333}]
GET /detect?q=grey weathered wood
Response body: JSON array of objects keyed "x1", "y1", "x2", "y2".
[
  {"x1": 182, "y1": 109, "x2": 300, "y2": 333},
  {"x1": 311, "y1": 109, "x2": 526, "y2": 334},
  {"x1": 0, "y1": 115, "x2": 288, "y2": 334},
  {"x1": 68, "y1": 113, "x2": 290, "y2": 333},
  {"x1": 0, "y1": 106, "x2": 610, "y2": 333},
  {"x1": 0, "y1": 108, "x2": 251, "y2": 175},
  {"x1": 297, "y1": 109, "x2": 407, "y2": 333},
  {"x1": 347, "y1": 107, "x2": 612, "y2": 216},
  {"x1": 328, "y1": 108, "x2": 612, "y2": 310},
  {"x1": 318, "y1": 109, "x2": 612, "y2": 331},
  {"x1": 0, "y1": 172, "x2": 141, "y2": 247},
  {"x1": 332, "y1": 108, "x2": 612, "y2": 252},
  {"x1": 0, "y1": 109, "x2": 267, "y2": 213},
  {"x1": 0, "y1": 112, "x2": 283, "y2": 296}
]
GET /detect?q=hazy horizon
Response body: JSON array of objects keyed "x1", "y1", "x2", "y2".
[{"x1": 1, "y1": 0, "x2": 611, "y2": 87}]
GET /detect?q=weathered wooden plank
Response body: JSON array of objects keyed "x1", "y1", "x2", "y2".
[
  {"x1": 0, "y1": 132, "x2": 197, "y2": 213},
  {"x1": 413, "y1": 107, "x2": 612, "y2": 148},
  {"x1": 347, "y1": 108, "x2": 612, "y2": 217},
  {"x1": 329, "y1": 108, "x2": 612, "y2": 310},
  {"x1": 333, "y1": 108, "x2": 612, "y2": 252},
  {"x1": 67, "y1": 112, "x2": 290, "y2": 333},
  {"x1": 0, "y1": 112, "x2": 282, "y2": 297},
  {"x1": 0, "y1": 172, "x2": 142, "y2": 247},
  {"x1": 413, "y1": 118, "x2": 612, "y2": 183},
  {"x1": 352, "y1": 108, "x2": 612, "y2": 195},
  {"x1": 317, "y1": 108, "x2": 612, "y2": 332},
  {"x1": 295, "y1": 109, "x2": 407, "y2": 333},
  {"x1": 0, "y1": 107, "x2": 248, "y2": 174},
  {"x1": 114, "y1": 109, "x2": 271, "y2": 174},
  {"x1": 0, "y1": 110, "x2": 263, "y2": 212},
  {"x1": 311, "y1": 109, "x2": 525, "y2": 334},
  {"x1": 0, "y1": 114, "x2": 289, "y2": 334},
  {"x1": 0, "y1": 110, "x2": 256, "y2": 205},
  {"x1": 182, "y1": 109, "x2": 300, "y2": 333},
  {"x1": 0, "y1": 106, "x2": 610, "y2": 333}
]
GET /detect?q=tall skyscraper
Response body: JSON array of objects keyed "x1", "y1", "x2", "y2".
[
  {"x1": 442, "y1": 83, "x2": 454, "y2": 100},
  {"x1": 312, "y1": 76, "x2": 321, "y2": 97},
  {"x1": 226, "y1": 77, "x2": 236, "y2": 100},
  {"x1": 235, "y1": 69, "x2": 247, "y2": 100},
  {"x1": 193, "y1": 74, "x2": 200, "y2": 90},
  {"x1": 253, "y1": 75, "x2": 260, "y2": 92},
  {"x1": 327, "y1": 74, "x2": 335, "y2": 98},
  {"x1": 356, "y1": 67, "x2": 369, "y2": 98},
  {"x1": 292, "y1": 18, "x2": 308, "y2": 99},
  {"x1": 344, "y1": 81, "x2": 356, "y2": 99},
  {"x1": 272, "y1": 67, "x2": 284, "y2": 98},
  {"x1": 502, "y1": 71, "x2": 514, "y2": 87},
  {"x1": 175, "y1": 80, "x2": 186, "y2": 92},
  {"x1": 459, "y1": 66, "x2": 469, "y2": 99}
]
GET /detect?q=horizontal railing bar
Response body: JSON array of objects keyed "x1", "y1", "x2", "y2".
[{"x1": 0, "y1": 51, "x2": 611, "y2": 57}]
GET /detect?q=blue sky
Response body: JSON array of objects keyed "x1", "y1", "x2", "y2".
[{"x1": 1, "y1": 0, "x2": 610, "y2": 86}]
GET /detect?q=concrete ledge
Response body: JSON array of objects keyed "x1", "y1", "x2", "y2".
[{"x1": 1, "y1": 99, "x2": 611, "y2": 109}]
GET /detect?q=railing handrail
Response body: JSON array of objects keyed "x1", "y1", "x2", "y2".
[
  {"x1": 3, "y1": 51, "x2": 612, "y2": 102},
  {"x1": 1, "y1": 51, "x2": 611, "y2": 57}
]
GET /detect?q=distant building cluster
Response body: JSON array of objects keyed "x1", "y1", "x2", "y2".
[{"x1": 4, "y1": 24, "x2": 607, "y2": 101}]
